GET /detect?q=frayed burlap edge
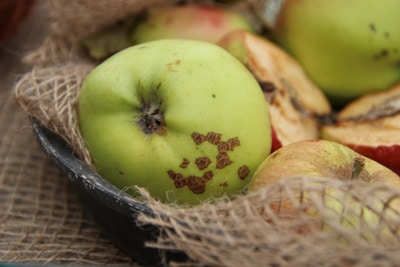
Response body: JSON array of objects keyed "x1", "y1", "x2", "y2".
[
  {"x1": 15, "y1": 61, "x2": 94, "y2": 164},
  {"x1": 136, "y1": 176, "x2": 400, "y2": 267}
]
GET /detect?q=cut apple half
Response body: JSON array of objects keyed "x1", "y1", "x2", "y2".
[
  {"x1": 218, "y1": 29, "x2": 332, "y2": 151},
  {"x1": 323, "y1": 83, "x2": 400, "y2": 175}
]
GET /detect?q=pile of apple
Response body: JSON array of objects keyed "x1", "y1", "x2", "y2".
[{"x1": 78, "y1": 0, "x2": 400, "y2": 219}]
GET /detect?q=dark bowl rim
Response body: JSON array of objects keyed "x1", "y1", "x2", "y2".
[{"x1": 31, "y1": 118, "x2": 156, "y2": 219}]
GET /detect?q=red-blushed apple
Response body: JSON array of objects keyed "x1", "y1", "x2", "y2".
[
  {"x1": 247, "y1": 139, "x2": 400, "y2": 241},
  {"x1": 323, "y1": 83, "x2": 400, "y2": 175},
  {"x1": 271, "y1": 0, "x2": 400, "y2": 104},
  {"x1": 218, "y1": 29, "x2": 331, "y2": 152},
  {"x1": 78, "y1": 39, "x2": 271, "y2": 205},
  {"x1": 131, "y1": 5, "x2": 255, "y2": 45},
  {"x1": 81, "y1": 4, "x2": 255, "y2": 61}
]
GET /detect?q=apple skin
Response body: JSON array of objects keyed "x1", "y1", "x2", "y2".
[
  {"x1": 131, "y1": 5, "x2": 255, "y2": 44},
  {"x1": 78, "y1": 39, "x2": 271, "y2": 205},
  {"x1": 218, "y1": 29, "x2": 331, "y2": 149},
  {"x1": 249, "y1": 140, "x2": 400, "y2": 190},
  {"x1": 272, "y1": 0, "x2": 400, "y2": 104},
  {"x1": 248, "y1": 140, "x2": 400, "y2": 240},
  {"x1": 322, "y1": 83, "x2": 400, "y2": 175},
  {"x1": 81, "y1": 4, "x2": 255, "y2": 61}
]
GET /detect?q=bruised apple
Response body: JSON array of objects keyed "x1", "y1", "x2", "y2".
[
  {"x1": 323, "y1": 83, "x2": 400, "y2": 175},
  {"x1": 78, "y1": 39, "x2": 271, "y2": 205},
  {"x1": 248, "y1": 140, "x2": 400, "y2": 240},
  {"x1": 218, "y1": 29, "x2": 331, "y2": 151}
]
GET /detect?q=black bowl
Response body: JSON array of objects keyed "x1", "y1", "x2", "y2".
[{"x1": 31, "y1": 119, "x2": 187, "y2": 266}]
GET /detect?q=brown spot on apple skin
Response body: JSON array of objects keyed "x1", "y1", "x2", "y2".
[
  {"x1": 179, "y1": 158, "x2": 190, "y2": 169},
  {"x1": 220, "y1": 182, "x2": 228, "y2": 187},
  {"x1": 217, "y1": 137, "x2": 240, "y2": 153},
  {"x1": 202, "y1": 171, "x2": 214, "y2": 182},
  {"x1": 167, "y1": 170, "x2": 187, "y2": 188},
  {"x1": 187, "y1": 176, "x2": 206, "y2": 194},
  {"x1": 374, "y1": 49, "x2": 389, "y2": 60},
  {"x1": 217, "y1": 141, "x2": 230, "y2": 153},
  {"x1": 195, "y1": 156, "x2": 212, "y2": 170},
  {"x1": 227, "y1": 137, "x2": 240, "y2": 149},
  {"x1": 192, "y1": 132, "x2": 207, "y2": 145},
  {"x1": 206, "y1": 132, "x2": 222, "y2": 145},
  {"x1": 174, "y1": 176, "x2": 187, "y2": 188},
  {"x1": 237, "y1": 165, "x2": 250, "y2": 180},
  {"x1": 216, "y1": 152, "x2": 232, "y2": 169},
  {"x1": 166, "y1": 59, "x2": 181, "y2": 72},
  {"x1": 167, "y1": 169, "x2": 214, "y2": 194},
  {"x1": 369, "y1": 23, "x2": 376, "y2": 33}
]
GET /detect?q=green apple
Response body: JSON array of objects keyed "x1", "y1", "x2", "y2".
[
  {"x1": 78, "y1": 39, "x2": 271, "y2": 205},
  {"x1": 272, "y1": 0, "x2": 400, "y2": 104},
  {"x1": 248, "y1": 139, "x2": 400, "y2": 241},
  {"x1": 81, "y1": 4, "x2": 255, "y2": 61},
  {"x1": 131, "y1": 4, "x2": 255, "y2": 44}
]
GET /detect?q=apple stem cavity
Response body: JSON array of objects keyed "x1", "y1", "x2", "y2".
[
  {"x1": 138, "y1": 102, "x2": 165, "y2": 135},
  {"x1": 351, "y1": 156, "x2": 365, "y2": 180}
]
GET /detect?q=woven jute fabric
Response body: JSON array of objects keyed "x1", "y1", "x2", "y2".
[
  {"x1": 10, "y1": 0, "x2": 400, "y2": 266},
  {"x1": 0, "y1": 1, "x2": 140, "y2": 265}
]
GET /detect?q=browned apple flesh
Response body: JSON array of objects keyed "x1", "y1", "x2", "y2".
[
  {"x1": 219, "y1": 29, "x2": 331, "y2": 149},
  {"x1": 338, "y1": 83, "x2": 400, "y2": 121},
  {"x1": 323, "y1": 83, "x2": 400, "y2": 175}
]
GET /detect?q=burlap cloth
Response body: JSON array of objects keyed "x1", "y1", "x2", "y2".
[
  {"x1": 0, "y1": 2, "x2": 140, "y2": 266},
  {"x1": 5, "y1": 1, "x2": 400, "y2": 266}
]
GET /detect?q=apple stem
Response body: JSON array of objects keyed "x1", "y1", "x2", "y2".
[{"x1": 351, "y1": 156, "x2": 365, "y2": 180}]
